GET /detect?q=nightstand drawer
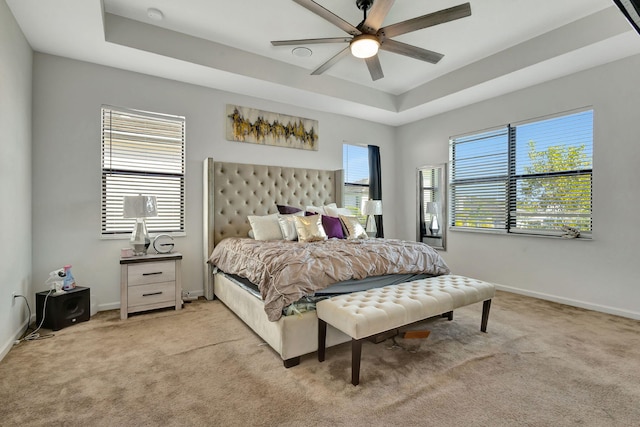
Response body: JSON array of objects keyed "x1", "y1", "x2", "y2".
[
  {"x1": 128, "y1": 282, "x2": 175, "y2": 307},
  {"x1": 127, "y1": 261, "x2": 175, "y2": 286}
]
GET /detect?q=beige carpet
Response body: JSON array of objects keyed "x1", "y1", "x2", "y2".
[{"x1": 1, "y1": 290, "x2": 639, "y2": 427}]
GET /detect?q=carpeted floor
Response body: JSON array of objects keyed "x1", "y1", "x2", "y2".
[{"x1": 1, "y1": 290, "x2": 639, "y2": 427}]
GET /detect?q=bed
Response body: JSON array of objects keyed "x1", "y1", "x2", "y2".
[{"x1": 203, "y1": 158, "x2": 449, "y2": 367}]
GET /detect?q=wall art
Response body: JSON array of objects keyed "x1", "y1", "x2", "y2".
[{"x1": 226, "y1": 105, "x2": 318, "y2": 151}]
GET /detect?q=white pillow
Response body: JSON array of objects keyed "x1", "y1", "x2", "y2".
[
  {"x1": 306, "y1": 203, "x2": 337, "y2": 215},
  {"x1": 277, "y1": 212, "x2": 304, "y2": 241},
  {"x1": 294, "y1": 215, "x2": 328, "y2": 242},
  {"x1": 247, "y1": 214, "x2": 283, "y2": 240},
  {"x1": 324, "y1": 206, "x2": 353, "y2": 218}
]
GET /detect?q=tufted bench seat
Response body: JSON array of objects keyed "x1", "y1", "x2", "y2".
[{"x1": 316, "y1": 275, "x2": 496, "y2": 385}]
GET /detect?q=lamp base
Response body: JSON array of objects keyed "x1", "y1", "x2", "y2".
[
  {"x1": 130, "y1": 218, "x2": 151, "y2": 256},
  {"x1": 429, "y1": 216, "x2": 440, "y2": 237},
  {"x1": 365, "y1": 215, "x2": 377, "y2": 238}
]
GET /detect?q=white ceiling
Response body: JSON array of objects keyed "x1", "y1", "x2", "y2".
[{"x1": 6, "y1": 0, "x2": 640, "y2": 125}]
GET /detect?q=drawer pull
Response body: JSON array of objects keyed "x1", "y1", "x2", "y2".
[
  {"x1": 142, "y1": 291, "x2": 163, "y2": 297},
  {"x1": 142, "y1": 272, "x2": 163, "y2": 276}
]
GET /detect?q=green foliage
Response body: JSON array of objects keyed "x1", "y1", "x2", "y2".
[{"x1": 518, "y1": 141, "x2": 591, "y2": 231}]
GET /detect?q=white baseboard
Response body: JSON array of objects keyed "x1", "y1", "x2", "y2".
[
  {"x1": 97, "y1": 302, "x2": 120, "y2": 312},
  {"x1": 495, "y1": 284, "x2": 640, "y2": 320},
  {"x1": 0, "y1": 315, "x2": 33, "y2": 363}
]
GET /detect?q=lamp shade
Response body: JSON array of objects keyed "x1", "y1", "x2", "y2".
[
  {"x1": 350, "y1": 34, "x2": 380, "y2": 59},
  {"x1": 123, "y1": 195, "x2": 157, "y2": 218},
  {"x1": 361, "y1": 199, "x2": 383, "y2": 216},
  {"x1": 426, "y1": 202, "x2": 439, "y2": 214}
]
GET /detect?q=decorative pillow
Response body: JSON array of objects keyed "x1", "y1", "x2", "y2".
[
  {"x1": 248, "y1": 229, "x2": 255, "y2": 239},
  {"x1": 247, "y1": 214, "x2": 283, "y2": 240},
  {"x1": 305, "y1": 205, "x2": 324, "y2": 215},
  {"x1": 294, "y1": 215, "x2": 328, "y2": 242},
  {"x1": 322, "y1": 215, "x2": 345, "y2": 239},
  {"x1": 277, "y1": 212, "x2": 304, "y2": 241},
  {"x1": 276, "y1": 204, "x2": 302, "y2": 215},
  {"x1": 324, "y1": 206, "x2": 353, "y2": 218},
  {"x1": 305, "y1": 203, "x2": 337, "y2": 215},
  {"x1": 339, "y1": 215, "x2": 368, "y2": 240}
]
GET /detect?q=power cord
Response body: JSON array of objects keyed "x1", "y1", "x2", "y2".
[{"x1": 14, "y1": 291, "x2": 55, "y2": 344}]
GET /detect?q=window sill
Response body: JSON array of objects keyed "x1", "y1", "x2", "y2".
[
  {"x1": 450, "y1": 227, "x2": 592, "y2": 241},
  {"x1": 101, "y1": 232, "x2": 186, "y2": 240}
]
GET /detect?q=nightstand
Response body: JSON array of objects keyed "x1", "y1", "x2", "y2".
[{"x1": 120, "y1": 253, "x2": 182, "y2": 320}]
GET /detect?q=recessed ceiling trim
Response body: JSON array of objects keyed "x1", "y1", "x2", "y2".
[{"x1": 104, "y1": 13, "x2": 397, "y2": 112}]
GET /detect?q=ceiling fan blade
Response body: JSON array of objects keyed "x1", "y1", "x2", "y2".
[
  {"x1": 293, "y1": 0, "x2": 361, "y2": 36},
  {"x1": 380, "y1": 39, "x2": 443, "y2": 64},
  {"x1": 365, "y1": 55, "x2": 384, "y2": 81},
  {"x1": 361, "y1": 0, "x2": 395, "y2": 34},
  {"x1": 311, "y1": 46, "x2": 351, "y2": 75},
  {"x1": 271, "y1": 37, "x2": 351, "y2": 46},
  {"x1": 379, "y1": 3, "x2": 471, "y2": 39}
]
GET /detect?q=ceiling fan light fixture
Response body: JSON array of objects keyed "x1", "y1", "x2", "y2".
[{"x1": 350, "y1": 34, "x2": 380, "y2": 59}]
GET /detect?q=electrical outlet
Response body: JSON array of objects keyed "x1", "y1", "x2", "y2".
[
  {"x1": 12, "y1": 292, "x2": 17, "y2": 306},
  {"x1": 181, "y1": 290, "x2": 198, "y2": 301}
]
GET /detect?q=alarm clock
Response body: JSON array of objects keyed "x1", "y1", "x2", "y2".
[{"x1": 153, "y1": 234, "x2": 175, "y2": 254}]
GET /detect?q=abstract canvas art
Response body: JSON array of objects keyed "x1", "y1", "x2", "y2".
[{"x1": 226, "y1": 105, "x2": 318, "y2": 151}]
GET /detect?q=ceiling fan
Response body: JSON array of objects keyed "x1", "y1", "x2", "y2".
[{"x1": 271, "y1": 0, "x2": 472, "y2": 81}]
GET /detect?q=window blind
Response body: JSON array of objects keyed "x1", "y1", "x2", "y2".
[
  {"x1": 510, "y1": 110, "x2": 593, "y2": 235},
  {"x1": 101, "y1": 106, "x2": 185, "y2": 235},
  {"x1": 450, "y1": 127, "x2": 509, "y2": 230},
  {"x1": 450, "y1": 109, "x2": 593, "y2": 237}
]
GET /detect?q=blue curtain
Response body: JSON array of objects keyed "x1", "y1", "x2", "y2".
[{"x1": 368, "y1": 145, "x2": 384, "y2": 238}]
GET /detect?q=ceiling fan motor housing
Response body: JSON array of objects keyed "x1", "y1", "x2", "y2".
[{"x1": 356, "y1": 0, "x2": 374, "y2": 12}]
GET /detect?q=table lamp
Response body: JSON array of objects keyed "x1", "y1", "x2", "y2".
[
  {"x1": 123, "y1": 195, "x2": 157, "y2": 255},
  {"x1": 361, "y1": 199, "x2": 383, "y2": 237}
]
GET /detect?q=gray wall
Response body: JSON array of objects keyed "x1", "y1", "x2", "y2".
[
  {"x1": 30, "y1": 53, "x2": 398, "y2": 313},
  {"x1": 396, "y1": 53, "x2": 640, "y2": 319},
  {"x1": 0, "y1": 1, "x2": 32, "y2": 359}
]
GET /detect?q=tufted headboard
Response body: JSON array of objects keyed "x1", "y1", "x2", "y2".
[{"x1": 203, "y1": 158, "x2": 343, "y2": 299}]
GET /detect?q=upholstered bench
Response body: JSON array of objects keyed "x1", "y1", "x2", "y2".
[{"x1": 316, "y1": 275, "x2": 496, "y2": 385}]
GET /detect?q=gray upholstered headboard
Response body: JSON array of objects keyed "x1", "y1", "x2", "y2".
[{"x1": 203, "y1": 158, "x2": 343, "y2": 299}]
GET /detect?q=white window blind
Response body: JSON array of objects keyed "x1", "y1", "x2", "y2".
[
  {"x1": 343, "y1": 144, "x2": 369, "y2": 221},
  {"x1": 450, "y1": 109, "x2": 593, "y2": 238},
  {"x1": 101, "y1": 106, "x2": 185, "y2": 235}
]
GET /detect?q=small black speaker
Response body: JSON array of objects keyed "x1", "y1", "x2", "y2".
[{"x1": 36, "y1": 286, "x2": 90, "y2": 331}]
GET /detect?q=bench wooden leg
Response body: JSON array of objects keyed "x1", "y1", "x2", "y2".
[
  {"x1": 318, "y1": 319, "x2": 327, "y2": 362},
  {"x1": 481, "y1": 299, "x2": 492, "y2": 332},
  {"x1": 352, "y1": 338, "x2": 363, "y2": 386},
  {"x1": 443, "y1": 311, "x2": 453, "y2": 321}
]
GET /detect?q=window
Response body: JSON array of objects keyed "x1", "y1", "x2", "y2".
[
  {"x1": 450, "y1": 109, "x2": 593, "y2": 238},
  {"x1": 101, "y1": 106, "x2": 185, "y2": 236},
  {"x1": 343, "y1": 144, "x2": 369, "y2": 223}
]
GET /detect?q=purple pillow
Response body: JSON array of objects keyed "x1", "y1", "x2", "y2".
[
  {"x1": 277, "y1": 204, "x2": 302, "y2": 214},
  {"x1": 322, "y1": 215, "x2": 345, "y2": 239}
]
